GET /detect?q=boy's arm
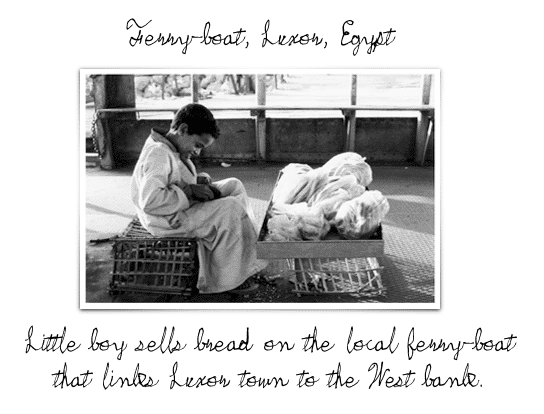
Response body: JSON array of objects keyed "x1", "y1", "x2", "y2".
[
  {"x1": 177, "y1": 183, "x2": 217, "y2": 203},
  {"x1": 137, "y1": 149, "x2": 191, "y2": 214}
]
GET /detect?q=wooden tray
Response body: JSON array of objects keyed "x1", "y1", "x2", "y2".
[{"x1": 256, "y1": 172, "x2": 385, "y2": 259}]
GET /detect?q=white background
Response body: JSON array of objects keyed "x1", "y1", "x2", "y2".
[{"x1": 2, "y1": 1, "x2": 543, "y2": 412}]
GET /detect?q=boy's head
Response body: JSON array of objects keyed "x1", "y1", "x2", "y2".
[
  {"x1": 170, "y1": 103, "x2": 220, "y2": 139},
  {"x1": 167, "y1": 103, "x2": 220, "y2": 158}
]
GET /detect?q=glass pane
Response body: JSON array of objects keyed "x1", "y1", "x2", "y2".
[
  {"x1": 194, "y1": 74, "x2": 256, "y2": 118},
  {"x1": 356, "y1": 74, "x2": 424, "y2": 105},
  {"x1": 134, "y1": 74, "x2": 192, "y2": 120},
  {"x1": 86, "y1": 73, "x2": 434, "y2": 125},
  {"x1": 266, "y1": 74, "x2": 351, "y2": 118}
]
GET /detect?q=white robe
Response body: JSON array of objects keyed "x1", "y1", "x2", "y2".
[{"x1": 131, "y1": 129, "x2": 267, "y2": 293}]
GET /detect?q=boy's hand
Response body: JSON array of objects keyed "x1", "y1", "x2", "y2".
[
  {"x1": 208, "y1": 185, "x2": 222, "y2": 200},
  {"x1": 187, "y1": 184, "x2": 215, "y2": 202},
  {"x1": 196, "y1": 172, "x2": 212, "y2": 185}
]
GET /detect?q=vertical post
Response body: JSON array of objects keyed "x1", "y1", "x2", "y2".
[
  {"x1": 229, "y1": 74, "x2": 240, "y2": 95},
  {"x1": 256, "y1": 74, "x2": 267, "y2": 161},
  {"x1": 421, "y1": 74, "x2": 432, "y2": 105},
  {"x1": 351, "y1": 75, "x2": 357, "y2": 106},
  {"x1": 349, "y1": 75, "x2": 357, "y2": 152},
  {"x1": 344, "y1": 75, "x2": 357, "y2": 152},
  {"x1": 416, "y1": 74, "x2": 432, "y2": 165},
  {"x1": 93, "y1": 75, "x2": 136, "y2": 169},
  {"x1": 191, "y1": 74, "x2": 199, "y2": 103},
  {"x1": 421, "y1": 118, "x2": 434, "y2": 167},
  {"x1": 257, "y1": 75, "x2": 266, "y2": 106}
]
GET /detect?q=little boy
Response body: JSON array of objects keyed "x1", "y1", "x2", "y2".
[{"x1": 131, "y1": 103, "x2": 267, "y2": 293}]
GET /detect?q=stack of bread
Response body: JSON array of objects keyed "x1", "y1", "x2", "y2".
[{"x1": 265, "y1": 152, "x2": 389, "y2": 241}]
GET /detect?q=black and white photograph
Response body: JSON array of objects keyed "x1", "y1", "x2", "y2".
[{"x1": 83, "y1": 70, "x2": 439, "y2": 308}]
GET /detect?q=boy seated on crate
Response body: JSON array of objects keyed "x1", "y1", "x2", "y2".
[{"x1": 131, "y1": 103, "x2": 267, "y2": 294}]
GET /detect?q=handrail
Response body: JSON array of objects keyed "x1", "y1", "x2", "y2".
[{"x1": 95, "y1": 105, "x2": 434, "y2": 115}]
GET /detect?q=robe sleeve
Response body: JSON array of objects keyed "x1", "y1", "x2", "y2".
[{"x1": 137, "y1": 146, "x2": 191, "y2": 214}]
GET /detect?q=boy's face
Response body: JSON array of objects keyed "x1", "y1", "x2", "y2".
[
  {"x1": 179, "y1": 132, "x2": 215, "y2": 159},
  {"x1": 171, "y1": 124, "x2": 215, "y2": 158}
]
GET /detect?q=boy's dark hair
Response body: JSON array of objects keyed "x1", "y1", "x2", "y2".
[{"x1": 171, "y1": 103, "x2": 220, "y2": 139}]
